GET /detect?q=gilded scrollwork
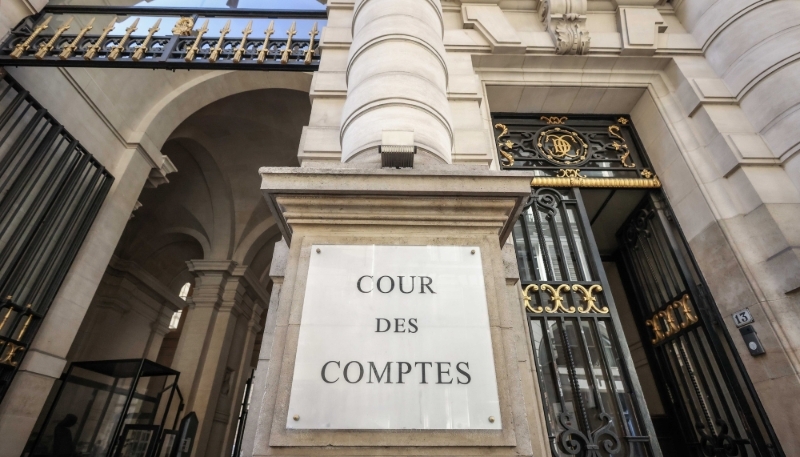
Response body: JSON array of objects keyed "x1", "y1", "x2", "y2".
[
  {"x1": 495, "y1": 115, "x2": 661, "y2": 188},
  {"x1": 521, "y1": 284, "x2": 544, "y2": 313},
  {"x1": 675, "y1": 294, "x2": 699, "y2": 328},
  {"x1": 536, "y1": 126, "x2": 590, "y2": 166},
  {"x1": 572, "y1": 284, "x2": 608, "y2": 314},
  {"x1": 646, "y1": 294, "x2": 700, "y2": 344},
  {"x1": 608, "y1": 124, "x2": 636, "y2": 168},
  {"x1": 494, "y1": 123, "x2": 516, "y2": 166},
  {"x1": 541, "y1": 116, "x2": 567, "y2": 125},
  {"x1": 541, "y1": 284, "x2": 574, "y2": 313},
  {"x1": 523, "y1": 282, "x2": 609, "y2": 315}
]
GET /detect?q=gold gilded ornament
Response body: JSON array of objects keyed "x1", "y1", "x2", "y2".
[{"x1": 11, "y1": 16, "x2": 52, "y2": 59}]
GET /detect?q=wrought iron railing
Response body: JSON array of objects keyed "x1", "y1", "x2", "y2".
[
  {"x1": 0, "y1": 7, "x2": 325, "y2": 70},
  {"x1": 0, "y1": 72, "x2": 113, "y2": 402}
]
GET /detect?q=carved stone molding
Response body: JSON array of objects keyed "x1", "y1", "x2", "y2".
[
  {"x1": 538, "y1": 0, "x2": 590, "y2": 55},
  {"x1": 146, "y1": 154, "x2": 177, "y2": 188}
]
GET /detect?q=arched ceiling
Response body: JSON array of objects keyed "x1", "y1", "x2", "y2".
[{"x1": 114, "y1": 88, "x2": 310, "y2": 288}]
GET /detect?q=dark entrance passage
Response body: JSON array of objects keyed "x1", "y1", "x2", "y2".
[{"x1": 497, "y1": 114, "x2": 783, "y2": 457}]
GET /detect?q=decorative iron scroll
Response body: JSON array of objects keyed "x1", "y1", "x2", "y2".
[
  {"x1": 493, "y1": 115, "x2": 661, "y2": 189},
  {"x1": 0, "y1": 8, "x2": 324, "y2": 71}
]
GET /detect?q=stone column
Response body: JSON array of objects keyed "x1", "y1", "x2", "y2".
[
  {"x1": 248, "y1": 168, "x2": 542, "y2": 455},
  {"x1": 170, "y1": 261, "x2": 265, "y2": 457},
  {"x1": 239, "y1": 240, "x2": 287, "y2": 457},
  {"x1": 340, "y1": 0, "x2": 454, "y2": 164}
]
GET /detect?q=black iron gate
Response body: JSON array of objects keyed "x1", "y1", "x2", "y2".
[
  {"x1": 616, "y1": 194, "x2": 783, "y2": 457},
  {"x1": 515, "y1": 187, "x2": 660, "y2": 457},
  {"x1": 0, "y1": 72, "x2": 113, "y2": 402}
]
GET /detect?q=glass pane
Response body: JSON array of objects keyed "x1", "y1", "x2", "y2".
[
  {"x1": 32, "y1": 369, "x2": 133, "y2": 457},
  {"x1": 512, "y1": 220, "x2": 535, "y2": 283},
  {"x1": 553, "y1": 210, "x2": 578, "y2": 281},
  {"x1": 566, "y1": 206, "x2": 593, "y2": 281},
  {"x1": 530, "y1": 319, "x2": 561, "y2": 435},
  {"x1": 580, "y1": 319, "x2": 616, "y2": 423},
  {"x1": 597, "y1": 320, "x2": 643, "y2": 437},
  {"x1": 537, "y1": 210, "x2": 563, "y2": 281},
  {"x1": 523, "y1": 207, "x2": 548, "y2": 281},
  {"x1": 548, "y1": 319, "x2": 576, "y2": 426},
  {"x1": 46, "y1": 0, "x2": 326, "y2": 10}
]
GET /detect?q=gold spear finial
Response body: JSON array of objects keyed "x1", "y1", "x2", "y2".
[
  {"x1": 256, "y1": 20, "x2": 275, "y2": 64},
  {"x1": 304, "y1": 21, "x2": 318, "y2": 65},
  {"x1": 232, "y1": 20, "x2": 253, "y2": 64},
  {"x1": 0, "y1": 307, "x2": 13, "y2": 333},
  {"x1": 208, "y1": 19, "x2": 231, "y2": 63},
  {"x1": 84, "y1": 16, "x2": 118, "y2": 60},
  {"x1": 59, "y1": 17, "x2": 95, "y2": 60},
  {"x1": 35, "y1": 16, "x2": 73, "y2": 59},
  {"x1": 281, "y1": 21, "x2": 297, "y2": 65},
  {"x1": 10, "y1": 16, "x2": 52, "y2": 59},
  {"x1": 184, "y1": 19, "x2": 209, "y2": 62},
  {"x1": 132, "y1": 18, "x2": 161, "y2": 62},
  {"x1": 108, "y1": 17, "x2": 139, "y2": 61}
]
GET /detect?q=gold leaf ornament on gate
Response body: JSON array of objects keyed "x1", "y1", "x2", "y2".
[
  {"x1": 536, "y1": 127, "x2": 589, "y2": 166},
  {"x1": 541, "y1": 284, "x2": 575, "y2": 313},
  {"x1": 645, "y1": 294, "x2": 699, "y2": 344},
  {"x1": 572, "y1": 284, "x2": 608, "y2": 314},
  {"x1": 494, "y1": 123, "x2": 515, "y2": 166},
  {"x1": 521, "y1": 284, "x2": 544, "y2": 313}
]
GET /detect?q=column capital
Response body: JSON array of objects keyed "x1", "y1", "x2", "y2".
[{"x1": 186, "y1": 259, "x2": 239, "y2": 275}]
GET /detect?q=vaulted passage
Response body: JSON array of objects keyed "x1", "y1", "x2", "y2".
[{"x1": 23, "y1": 88, "x2": 310, "y2": 457}]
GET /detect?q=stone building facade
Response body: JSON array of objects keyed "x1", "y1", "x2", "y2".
[{"x1": 0, "y1": 0, "x2": 798, "y2": 456}]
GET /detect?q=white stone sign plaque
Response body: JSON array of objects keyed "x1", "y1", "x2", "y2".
[{"x1": 286, "y1": 245, "x2": 501, "y2": 430}]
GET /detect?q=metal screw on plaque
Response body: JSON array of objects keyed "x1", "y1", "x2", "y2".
[
  {"x1": 471, "y1": 250, "x2": 476, "y2": 255},
  {"x1": 488, "y1": 416, "x2": 495, "y2": 423},
  {"x1": 293, "y1": 415, "x2": 300, "y2": 421},
  {"x1": 316, "y1": 248, "x2": 321, "y2": 254}
]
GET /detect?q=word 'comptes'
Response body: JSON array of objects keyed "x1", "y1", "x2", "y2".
[{"x1": 318, "y1": 274, "x2": 473, "y2": 385}]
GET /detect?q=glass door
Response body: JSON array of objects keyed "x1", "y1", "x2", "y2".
[{"x1": 513, "y1": 187, "x2": 660, "y2": 457}]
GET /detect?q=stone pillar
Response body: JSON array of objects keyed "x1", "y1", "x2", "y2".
[
  {"x1": 239, "y1": 239, "x2": 287, "y2": 457},
  {"x1": 249, "y1": 168, "x2": 544, "y2": 456},
  {"x1": 340, "y1": 0, "x2": 454, "y2": 163},
  {"x1": 144, "y1": 311, "x2": 173, "y2": 362},
  {"x1": 170, "y1": 261, "x2": 266, "y2": 457}
]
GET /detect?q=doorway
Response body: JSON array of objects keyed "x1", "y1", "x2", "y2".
[{"x1": 513, "y1": 186, "x2": 782, "y2": 457}]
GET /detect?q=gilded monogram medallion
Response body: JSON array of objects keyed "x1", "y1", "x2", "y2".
[{"x1": 535, "y1": 126, "x2": 590, "y2": 166}]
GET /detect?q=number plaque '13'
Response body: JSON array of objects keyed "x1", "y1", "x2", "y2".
[{"x1": 645, "y1": 294, "x2": 699, "y2": 345}]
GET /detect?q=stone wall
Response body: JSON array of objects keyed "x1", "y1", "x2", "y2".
[{"x1": 1, "y1": 0, "x2": 799, "y2": 456}]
